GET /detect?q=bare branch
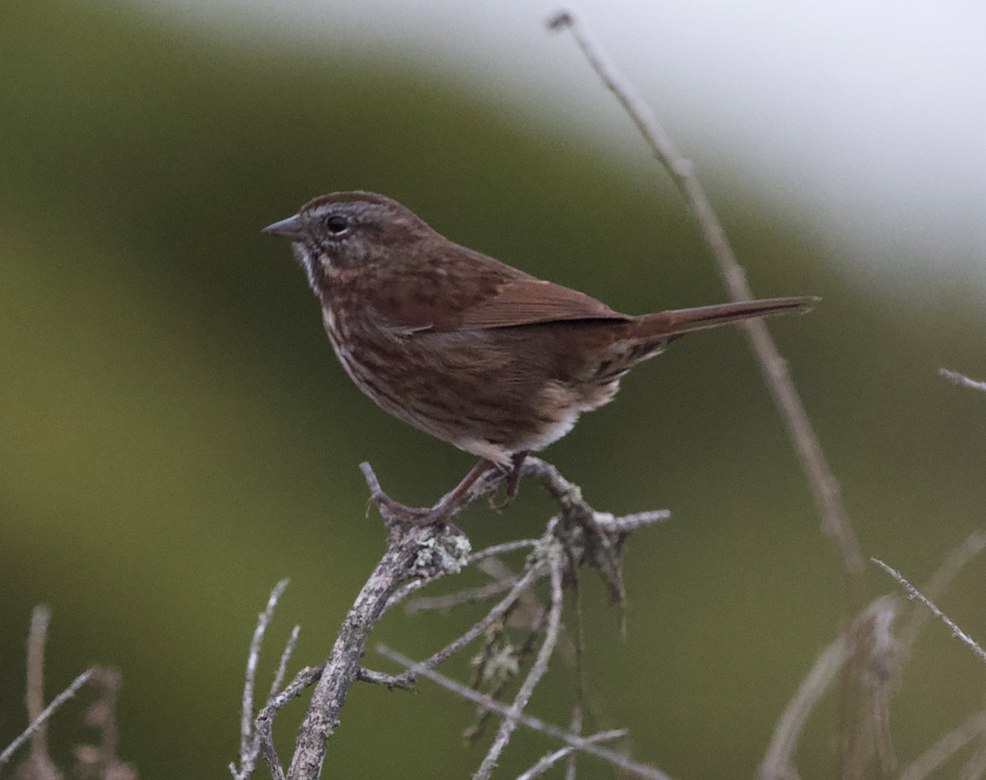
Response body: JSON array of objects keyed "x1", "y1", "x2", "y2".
[
  {"x1": 759, "y1": 595, "x2": 902, "y2": 780},
  {"x1": 546, "y1": 8, "x2": 864, "y2": 576},
  {"x1": 234, "y1": 454, "x2": 666, "y2": 779},
  {"x1": 873, "y1": 558, "x2": 986, "y2": 666},
  {"x1": 377, "y1": 645, "x2": 674, "y2": 780},
  {"x1": 253, "y1": 666, "x2": 323, "y2": 779},
  {"x1": 940, "y1": 368, "x2": 986, "y2": 393},
  {"x1": 835, "y1": 597, "x2": 901, "y2": 777},
  {"x1": 475, "y1": 551, "x2": 566, "y2": 779},
  {"x1": 287, "y1": 522, "x2": 470, "y2": 778}
]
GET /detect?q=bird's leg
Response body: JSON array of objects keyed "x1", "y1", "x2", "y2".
[
  {"x1": 505, "y1": 451, "x2": 529, "y2": 497},
  {"x1": 430, "y1": 457, "x2": 496, "y2": 518}
]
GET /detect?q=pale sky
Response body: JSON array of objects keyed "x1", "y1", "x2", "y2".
[{"x1": 142, "y1": 0, "x2": 985, "y2": 290}]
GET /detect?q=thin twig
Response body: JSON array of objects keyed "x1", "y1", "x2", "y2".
[
  {"x1": 873, "y1": 558, "x2": 986, "y2": 665},
  {"x1": 896, "y1": 531, "x2": 986, "y2": 662},
  {"x1": 412, "y1": 561, "x2": 548, "y2": 679},
  {"x1": 546, "y1": 8, "x2": 864, "y2": 576},
  {"x1": 405, "y1": 577, "x2": 521, "y2": 614},
  {"x1": 469, "y1": 538, "x2": 544, "y2": 562},
  {"x1": 522, "y1": 457, "x2": 669, "y2": 608},
  {"x1": 356, "y1": 668, "x2": 416, "y2": 689},
  {"x1": 377, "y1": 645, "x2": 674, "y2": 780},
  {"x1": 0, "y1": 668, "x2": 95, "y2": 770},
  {"x1": 517, "y1": 729, "x2": 628, "y2": 780},
  {"x1": 242, "y1": 579, "x2": 289, "y2": 761},
  {"x1": 271, "y1": 625, "x2": 301, "y2": 699},
  {"x1": 475, "y1": 551, "x2": 566, "y2": 779},
  {"x1": 940, "y1": 368, "x2": 986, "y2": 393},
  {"x1": 253, "y1": 665, "x2": 323, "y2": 780}
]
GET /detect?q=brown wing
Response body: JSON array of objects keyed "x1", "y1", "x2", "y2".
[
  {"x1": 456, "y1": 278, "x2": 632, "y2": 329},
  {"x1": 366, "y1": 241, "x2": 631, "y2": 333}
]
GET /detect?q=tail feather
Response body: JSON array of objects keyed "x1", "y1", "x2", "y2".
[{"x1": 635, "y1": 296, "x2": 818, "y2": 338}]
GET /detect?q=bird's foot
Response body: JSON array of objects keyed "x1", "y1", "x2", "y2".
[{"x1": 504, "y1": 451, "x2": 529, "y2": 497}]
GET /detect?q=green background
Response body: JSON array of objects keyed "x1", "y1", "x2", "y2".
[{"x1": 2, "y1": 1, "x2": 985, "y2": 777}]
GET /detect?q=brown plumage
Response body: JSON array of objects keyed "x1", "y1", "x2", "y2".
[{"x1": 264, "y1": 191, "x2": 815, "y2": 521}]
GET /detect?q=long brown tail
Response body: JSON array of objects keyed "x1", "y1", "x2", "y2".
[{"x1": 635, "y1": 296, "x2": 818, "y2": 338}]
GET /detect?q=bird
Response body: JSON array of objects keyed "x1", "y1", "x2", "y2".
[{"x1": 264, "y1": 191, "x2": 815, "y2": 522}]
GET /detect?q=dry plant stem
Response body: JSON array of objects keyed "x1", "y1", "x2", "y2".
[
  {"x1": 899, "y1": 709, "x2": 986, "y2": 780},
  {"x1": 88, "y1": 667, "x2": 121, "y2": 766},
  {"x1": 547, "y1": 9, "x2": 864, "y2": 577},
  {"x1": 287, "y1": 521, "x2": 468, "y2": 780},
  {"x1": 836, "y1": 596, "x2": 900, "y2": 778},
  {"x1": 25, "y1": 605, "x2": 55, "y2": 767},
  {"x1": 516, "y1": 728, "x2": 628, "y2": 780},
  {"x1": 2, "y1": 604, "x2": 76, "y2": 778},
  {"x1": 758, "y1": 635, "x2": 848, "y2": 780},
  {"x1": 873, "y1": 558, "x2": 986, "y2": 665},
  {"x1": 474, "y1": 554, "x2": 566, "y2": 780},
  {"x1": 78, "y1": 666, "x2": 136, "y2": 780},
  {"x1": 759, "y1": 596, "x2": 900, "y2": 780},
  {"x1": 940, "y1": 367, "x2": 986, "y2": 393},
  {"x1": 377, "y1": 645, "x2": 674, "y2": 780},
  {"x1": 959, "y1": 733, "x2": 986, "y2": 780}
]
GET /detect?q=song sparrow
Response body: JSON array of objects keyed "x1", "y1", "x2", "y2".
[{"x1": 264, "y1": 191, "x2": 815, "y2": 522}]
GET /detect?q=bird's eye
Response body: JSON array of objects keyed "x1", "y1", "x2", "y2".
[{"x1": 326, "y1": 215, "x2": 349, "y2": 235}]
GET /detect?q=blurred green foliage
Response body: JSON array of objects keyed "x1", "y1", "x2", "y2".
[{"x1": 2, "y1": 0, "x2": 986, "y2": 777}]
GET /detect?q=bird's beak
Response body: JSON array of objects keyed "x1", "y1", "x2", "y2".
[{"x1": 262, "y1": 213, "x2": 304, "y2": 239}]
